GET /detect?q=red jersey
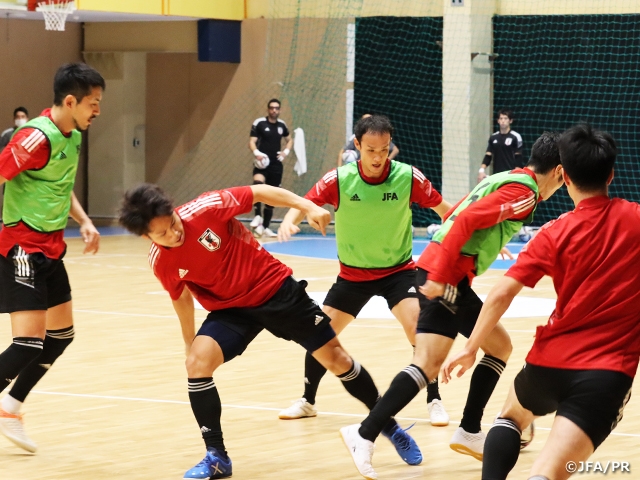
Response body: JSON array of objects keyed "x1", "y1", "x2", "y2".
[
  {"x1": 507, "y1": 196, "x2": 640, "y2": 378},
  {"x1": 150, "y1": 186, "x2": 292, "y2": 311},
  {"x1": 417, "y1": 168, "x2": 538, "y2": 285},
  {"x1": 305, "y1": 160, "x2": 443, "y2": 281},
  {"x1": 0, "y1": 109, "x2": 71, "y2": 259}
]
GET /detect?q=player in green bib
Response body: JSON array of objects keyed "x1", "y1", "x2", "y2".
[
  {"x1": 340, "y1": 132, "x2": 565, "y2": 479},
  {"x1": 278, "y1": 115, "x2": 452, "y2": 465},
  {"x1": 0, "y1": 63, "x2": 105, "y2": 453}
]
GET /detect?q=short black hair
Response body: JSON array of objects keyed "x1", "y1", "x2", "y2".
[
  {"x1": 558, "y1": 124, "x2": 617, "y2": 192},
  {"x1": 119, "y1": 183, "x2": 175, "y2": 236},
  {"x1": 13, "y1": 106, "x2": 28, "y2": 117},
  {"x1": 53, "y1": 63, "x2": 106, "y2": 106},
  {"x1": 498, "y1": 109, "x2": 514, "y2": 120},
  {"x1": 354, "y1": 114, "x2": 394, "y2": 142},
  {"x1": 525, "y1": 131, "x2": 561, "y2": 175},
  {"x1": 268, "y1": 98, "x2": 281, "y2": 107}
]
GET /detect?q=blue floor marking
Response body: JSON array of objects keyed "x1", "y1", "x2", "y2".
[
  {"x1": 64, "y1": 226, "x2": 132, "y2": 237},
  {"x1": 263, "y1": 234, "x2": 525, "y2": 269}
]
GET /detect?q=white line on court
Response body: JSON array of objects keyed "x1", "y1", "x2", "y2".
[{"x1": 29, "y1": 390, "x2": 640, "y2": 438}]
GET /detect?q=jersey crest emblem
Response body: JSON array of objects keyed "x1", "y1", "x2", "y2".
[
  {"x1": 505, "y1": 138, "x2": 513, "y2": 146},
  {"x1": 198, "y1": 228, "x2": 221, "y2": 252},
  {"x1": 278, "y1": 126, "x2": 283, "y2": 135}
]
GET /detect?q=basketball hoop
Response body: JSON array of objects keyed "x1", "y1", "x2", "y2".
[{"x1": 36, "y1": 0, "x2": 75, "y2": 32}]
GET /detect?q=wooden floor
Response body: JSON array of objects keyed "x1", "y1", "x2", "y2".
[{"x1": 0, "y1": 235, "x2": 638, "y2": 479}]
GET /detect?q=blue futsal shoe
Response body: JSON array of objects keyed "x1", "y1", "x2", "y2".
[
  {"x1": 183, "y1": 448, "x2": 232, "y2": 479},
  {"x1": 382, "y1": 423, "x2": 423, "y2": 465}
]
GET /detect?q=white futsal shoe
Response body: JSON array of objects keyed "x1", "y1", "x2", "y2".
[{"x1": 278, "y1": 398, "x2": 317, "y2": 419}]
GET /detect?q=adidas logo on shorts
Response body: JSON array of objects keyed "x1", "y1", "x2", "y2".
[
  {"x1": 315, "y1": 315, "x2": 323, "y2": 325},
  {"x1": 408, "y1": 286, "x2": 416, "y2": 293}
]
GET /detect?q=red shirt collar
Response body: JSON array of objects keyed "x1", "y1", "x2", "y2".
[
  {"x1": 357, "y1": 158, "x2": 391, "y2": 184},
  {"x1": 41, "y1": 108, "x2": 73, "y2": 137}
]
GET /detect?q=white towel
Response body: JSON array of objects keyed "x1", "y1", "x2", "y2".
[{"x1": 293, "y1": 127, "x2": 307, "y2": 176}]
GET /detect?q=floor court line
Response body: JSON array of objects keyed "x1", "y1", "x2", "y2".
[{"x1": 28, "y1": 390, "x2": 640, "y2": 438}]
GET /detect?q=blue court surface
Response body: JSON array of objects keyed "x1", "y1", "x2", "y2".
[
  {"x1": 64, "y1": 226, "x2": 131, "y2": 237},
  {"x1": 262, "y1": 234, "x2": 526, "y2": 270}
]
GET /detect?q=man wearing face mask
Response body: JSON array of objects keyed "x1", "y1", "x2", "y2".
[{"x1": 0, "y1": 107, "x2": 29, "y2": 151}]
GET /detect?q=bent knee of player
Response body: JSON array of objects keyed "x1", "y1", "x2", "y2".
[
  {"x1": 313, "y1": 339, "x2": 352, "y2": 375},
  {"x1": 186, "y1": 341, "x2": 224, "y2": 377},
  {"x1": 481, "y1": 323, "x2": 513, "y2": 361}
]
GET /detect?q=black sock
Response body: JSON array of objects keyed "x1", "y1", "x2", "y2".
[
  {"x1": 302, "y1": 352, "x2": 327, "y2": 405},
  {"x1": 336, "y1": 360, "x2": 400, "y2": 437},
  {"x1": 426, "y1": 377, "x2": 441, "y2": 403},
  {"x1": 482, "y1": 418, "x2": 521, "y2": 480},
  {"x1": 0, "y1": 338, "x2": 44, "y2": 393},
  {"x1": 460, "y1": 355, "x2": 506, "y2": 433},
  {"x1": 254, "y1": 203, "x2": 262, "y2": 217},
  {"x1": 359, "y1": 364, "x2": 427, "y2": 442},
  {"x1": 263, "y1": 206, "x2": 274, "y2": 229},
  {"x1": 188, "y1": 377, "x2": 227, "y2": 457},
  {"x1": 10, "y1": 327, "x2": 74, "y2": 402}
]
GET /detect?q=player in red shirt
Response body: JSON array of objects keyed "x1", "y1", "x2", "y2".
[
  {"x1": 0, "y1": 63, "x2": 104, "y2": 453},
  {"x1": 441, "y1": 124, "x2": 636, "y2": 480},
  {"x1": 119, "y1": 182, "x2": 420, "y2": 480},
  {"x1": 277, "y1": 114, "x2": 453, "y2": 446}
]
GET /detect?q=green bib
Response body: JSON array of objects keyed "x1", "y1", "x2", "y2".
[
  {"x1": 433, "y1": 170, "x2": 539, "y2": 276},
  {"x1": 335, "y1": 160, "x2": 413, "y2": 268},
  {"x1": 3, "y1": 116, "x2": 82, "y2": 232}
]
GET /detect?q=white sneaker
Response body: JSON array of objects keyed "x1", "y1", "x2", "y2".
[
  {"x1": 250, "y1": 215, "x2": 262, "y2": 228},
  {"x1": 263, "y1": 228, "x2": 277, "y2": 238},
  {"x1": 253, "y1": 225, "x2": 264, "y2": 238},
  {"x1": 340, "y1": 424, "x2": 377, "y2": 480},
  {"x1": 0, "y1": 408, "x2": 37, "y2": 453},
  {"x1": 427, "y1": 399, "x2": 450, "y2": 426},
  {"x1": 449, "y1": 426, "x2": 485, "y2": 461},
  {"x1": 278, "y1": 398, "x2": 318, "y2": 419}
]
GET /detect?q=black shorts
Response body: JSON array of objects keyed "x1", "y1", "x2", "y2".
[
  {"x1": 253, "y1": 161, "x2": 283, "y2": 188},
  {"x1": 415, "y1": 268, "x2": 483, "y2": 339},
  {"x1": 0, "y1": 245, "x2": 71, "y2": 313},
  {"x1": 197, "y1": 277, "x2": 335, "y2": 362},
  {"x1": 514, "y1": 363, "x2": 633, "y2": 449},
  {"x1": 324, "y1": 269, "x2": 418, "y2": 318}
]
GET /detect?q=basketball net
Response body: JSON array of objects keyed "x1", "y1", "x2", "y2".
[{"x1": 36, "y1": 0, "x2": 75, "y2": 31}]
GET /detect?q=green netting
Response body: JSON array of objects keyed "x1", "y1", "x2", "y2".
[
  {"x1": 493, "y1": 14, "x2": 640, "y2": 226},
  {"x1": 355, "y1": 16, "x2": 443, "y2": 227}
]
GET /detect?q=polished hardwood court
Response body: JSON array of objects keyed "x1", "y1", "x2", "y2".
[{"x1": 0, "y1": 235, "x2": 637, "y2": 479}]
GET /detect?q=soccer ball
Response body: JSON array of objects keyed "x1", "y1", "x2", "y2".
[
  {"x1": 254, "y1": 156, "x2": 270, "y2": 169},
  {"x1": 426, "y1": 224, "x2": 441, "y2": 239},
  {"x1": 342, "y1": 150, "x2": 358, "y2": 164},
  {"x1": 518, "y1": 226, "x2": 532, "y2": 242},
  {"x1": 520, "y1": 421, "x2": 535, "y2": 449}
]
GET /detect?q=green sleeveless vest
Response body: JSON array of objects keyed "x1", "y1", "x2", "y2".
[
  {"x1": 335, "y1": 160, "x2": 413, "y2": 268},
  {"x1": 3, "y1": 116, "x2": 82, "y2": 232},
  {"x1": 432, "y1": 170, "x2": 539, "y2": 276}
]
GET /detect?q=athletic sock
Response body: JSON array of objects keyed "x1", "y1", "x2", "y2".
[
  {"x1": 302, "y1": 351, "x2": 327, "y2": 405},
  {"x1": 359, "y1": 364, "x2": 428, "y2": 442},
  {"x1": 426, "y1": 377, "x2": 441, "y2": 403},
  {"x1": 337, "y1": 360, "x2": 379, "y2": 410},
  {"x1": 482, "y1": 418, "x2": 521, "y2": 480},
  {"x1": 188, "y1": 377, "x2": 227, "y2": 456},
  {"x1": 263, "y1": 206, "x2": 274, "y2": 229},
  {"x1": 460, "y1": 354, "x2": 506, "y2": 433},
  {"x1": 0, "y1": 338, "x2": 44, "y2": 394},
  {"x1": 254, "y1": 203, "x2": 262, "y2": 217},
  {"x1": 1, "y1": 394, "x2": 22, "y2": 414},
  {"x1": 10, "y1": 327, "x2": 74, "y2": 402}
]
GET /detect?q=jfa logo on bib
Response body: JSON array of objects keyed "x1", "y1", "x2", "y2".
[{"x1": 198, "y1": 228, "x2": 221, "y2": 252}]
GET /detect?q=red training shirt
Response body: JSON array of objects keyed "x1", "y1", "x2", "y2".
[
  {"x1": 507, "y1": 196, "x2": 640, "y2": 378},
  {"x1": 0, "y1": 109, "x2": 71, "y2": 259},
  {"x1": 150, "y1": 187, "x2": 292, "y2": 311},
  {"x1": 416, "y1": 168, "x2": 539, "y2": 286},
  {"x1": 305, "y1": 159, "x2": 443, "y2": 281}
]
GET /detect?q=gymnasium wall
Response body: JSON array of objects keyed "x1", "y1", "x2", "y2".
[{"x1": 0, "y1": 19, "x2": 84, "y2": 205}]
